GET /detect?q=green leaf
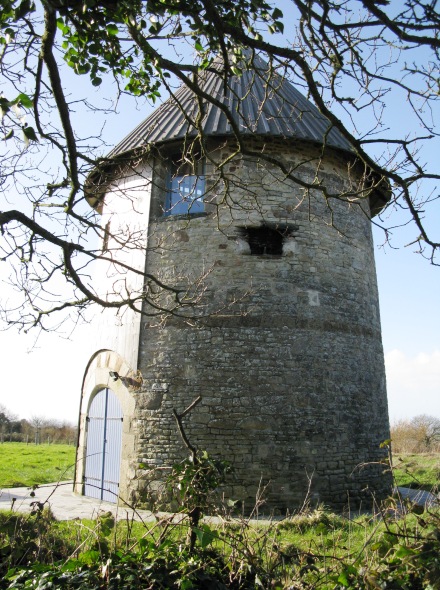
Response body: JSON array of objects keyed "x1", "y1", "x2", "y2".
[
  {"x1": 57, "y1": 18, "x2": 70, "y2": 35},
  {"x1": 91, "y1": 76, "x2": 102, "y2": 86},
  {"x1": 106, "y1": 23, "x2": 119, "y2": 36},
  {"x1": 337, "y1": 571, "x2": 350, "y2": 587},
  {"x1": 0, "y1": 97, "x2": 10, "y2": 118},
  {"x1": 61, "y1": 559, "x2": 82, "y2": 572},
  {"x1": 275, "y1": 20, "x2": 284, "y2": 33},
  {"x1": 3, "y1": 27, "x2": 15, "y2": 42},
  {"x1": 79, "y1": 550, "x2": 101, "y2": 565},
  {"x1": 138, "y1": 538, "x2": 154, "y2": 551},
  {"x1": 337, "y1": 565, "x2": 357, "y2": 587},
  {"x1": 395, "y1": 545, "x2": 416, "y2": 558},
  {"x1": 99, "y1": 514, "x2": 115, "y2": 536},
  {"x1": 14, "y1": 0, "x2": 33, "y2": 22},
  {"x1": 195, "y1": 524, "x2": 218, "y2": 548},
  {"x1": 5, "y1": 568, "x2": 20, "y2": 581},
  {"x1": 153, "y1": 22, "x2": 163, "y2": 34},
  {"x1": 74, "y1": 63, "x2": 91, "y2": 75},
  {"x1": 4, "y1": 129, "x2": 14, "y2": 140},
  {"x1": 194, "y1": 40, "x2": 204, "y2": 52},
  {"x1": 272, "y1": 7, "x2": 284, "y2": 20},
  {"x1": 23, "y1": 126, "x2": 38, "y2": 142},
  {"x1": 16, "y1": 93, "x2": 33, "y2": 108}
]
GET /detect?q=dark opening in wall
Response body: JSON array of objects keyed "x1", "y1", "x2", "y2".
[{"x1": 238, "y1": 224, "x2": 297, "y2": 256}]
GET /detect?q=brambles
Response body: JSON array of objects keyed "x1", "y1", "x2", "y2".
[
  {"x1": 1, "y1": 409, "x2": 438, "y2": 588},
  {"x1": 2, "y1": 497, "x2": 439, "y2": 590}
]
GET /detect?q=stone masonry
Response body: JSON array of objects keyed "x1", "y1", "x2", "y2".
[{"x1": 129, "y1": 138, "x2": 392, "y2": 512}]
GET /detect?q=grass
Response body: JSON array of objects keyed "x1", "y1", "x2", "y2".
[
  {"x1": 1, "y1": 504, "x2": 438, "y2": 590},
  {"x1": 0, "y1": 507, "x2": 383, "y2": 576},
  {"x1": 392, "y1": 452, "x2": 440, "y2": 492},
  {"x1": 1, "y1": 449, "x2": 439, "y2": 588},
  {"x1": 1, "y1": 442, "x2": 436, "y2": 493},
  {"x1": 0, "y1": 442, "x2": 76, "y2": 488},
  {"x1": 0, "y1": 505, "x2": 395, "y2": 569}
]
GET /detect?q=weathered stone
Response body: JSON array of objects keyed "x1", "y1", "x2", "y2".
[
  {"x1": 139, "y1": 391, "x2": 163, "y2": 410},
  {"x1": 76, "y1": 134, "x2": 392, "y2": 513}
]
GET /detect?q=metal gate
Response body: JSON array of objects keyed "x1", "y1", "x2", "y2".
[{"x1": 84, "y1": 388, "x2": 123, "y2": 502}]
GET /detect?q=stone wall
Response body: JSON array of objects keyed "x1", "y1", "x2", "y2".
[{"x1": 132, "y1": 139, "x2": 391, "y2": 511}]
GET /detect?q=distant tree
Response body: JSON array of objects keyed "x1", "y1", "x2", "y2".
[
  {"x1": 1, "y1": 0, "x2": 439, "y2": 332},
  {"x1": 29, "y1": 415, "x2": 48, "y2": 445},
  {"x1": 0, "y1": 404, "x2": 11, "y2": 431},
  {"x1": 0, "y1": 410, "x2": 77, "y2": 443},
  {"x1": 44, "y1": 419, "x2": 77, "y2": 444},
  {"x1": 0, "y1": 403, "x2": 18, "y2": 442},
  {"x1": 391, "y1": 414, "x2": 440, "y2": 453},
  {"x1": 411, "y1": 415, "x2": 440, "y2": 451}
]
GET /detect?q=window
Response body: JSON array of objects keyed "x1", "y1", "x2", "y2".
[
  {"x1": 165, "y1": 157, "x2": 205, "y2": 216},
  {"x1": 245, "y1": 226, "x2": 284, "y2": 255},
  {"x1": 238, "y1": 224, "x2": 298, "y2": 256}
]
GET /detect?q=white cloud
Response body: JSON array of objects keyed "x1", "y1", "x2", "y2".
[{"x1": 385, "y1": 349, "x2": 440, "y2": 423}]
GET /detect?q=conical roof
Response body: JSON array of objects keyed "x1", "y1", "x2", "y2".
[{"x1": 110, "y1": 53, "x2": 353, "y2": 157}]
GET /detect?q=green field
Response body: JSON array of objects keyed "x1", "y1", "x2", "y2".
[
  {"x1": 1, "y1": 443, "x2": 437, "y2": 492},
  {"x1": 0, "y1": 448, "x2": 439, "y2": 589},
  {"x1": 0, "y1": 442, "x2": 76, "y2": 488},
  {"x1": 392, "y1": 452, "x2": 440, "y2": 491}
]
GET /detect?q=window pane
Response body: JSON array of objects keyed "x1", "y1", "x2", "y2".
[{"x1": 166, "y1": 160, "x2": 205, "y2": 215}]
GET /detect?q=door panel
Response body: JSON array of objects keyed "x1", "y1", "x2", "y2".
[{"x1": 84, "y1": 388, "x2": 123, "y2": 502}]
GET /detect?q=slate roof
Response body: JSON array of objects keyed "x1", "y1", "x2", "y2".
[{"x1": 109, "y1": 53, "x2": 354, "y2": 157}]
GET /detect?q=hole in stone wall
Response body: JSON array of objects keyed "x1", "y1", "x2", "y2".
[{"x1": 238, "y1": 224, "x2": 297, "y2": 256}]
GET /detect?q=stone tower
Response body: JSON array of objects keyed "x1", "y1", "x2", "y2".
[{"x1": 76, "y1": 54, "x2": 391, "y2": 511}]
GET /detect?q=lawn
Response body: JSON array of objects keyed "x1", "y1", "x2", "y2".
[
  {"x1": 0, "y1": 442, "x2": 76, "y2": 488},
  {"x1": 0, "y1": 449, "x2": 439, "y2": 589},
  {"x1": 1, "y1": 443, "x2": 437, "y2": 492},
  {"x1": 392, "y1": 452, "x2": 440, "y2": 491}
]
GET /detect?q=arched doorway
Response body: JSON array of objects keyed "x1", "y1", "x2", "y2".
[{"x1": 84, "y1": 388, "x2": 123, "y2": 502}]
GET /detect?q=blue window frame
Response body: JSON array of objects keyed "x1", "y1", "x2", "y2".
[{"x1": 165, "y1": 158, "x2": 205, "y2": 215}]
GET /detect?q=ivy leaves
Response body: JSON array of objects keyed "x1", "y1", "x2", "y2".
[
  {"x1": 2, "y1": 0, "x2": 285, "y2": 115},
  {"x1": 0, "y1": 93, "x2": 38, "y2": 144},
  {"x1": 1, "y1": 2, "x2": 38, "y2": 144}
]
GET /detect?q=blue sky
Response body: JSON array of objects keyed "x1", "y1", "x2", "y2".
[
  {"x1": 0, "y1": 4, "x2": 439, "y2": 424},
  {"x1": 374, "y1": 226, "x2": 440, "y2": 421}
]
